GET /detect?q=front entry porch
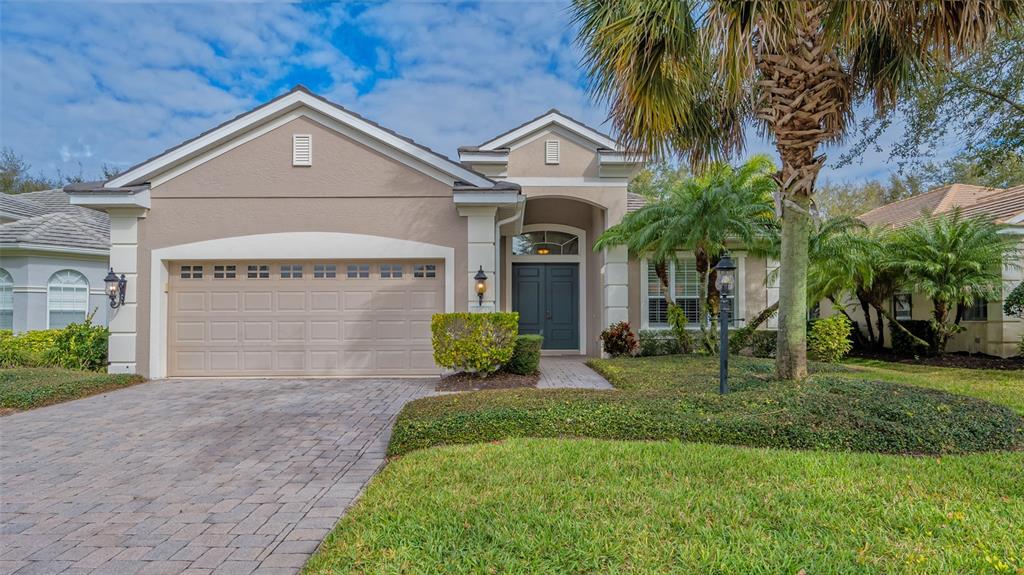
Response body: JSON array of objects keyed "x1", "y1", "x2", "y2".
[{"x1": 512, "y1": 263, "x2": 580, "y2": 350}]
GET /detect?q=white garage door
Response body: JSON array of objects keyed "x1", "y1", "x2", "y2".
[{"x1": 167, "y1": 260, "x2": 443, "y2": 376}]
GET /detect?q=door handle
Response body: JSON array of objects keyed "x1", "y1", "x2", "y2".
[{"x1": 545, "y1": 311, "x2": 552, "y2": 319}]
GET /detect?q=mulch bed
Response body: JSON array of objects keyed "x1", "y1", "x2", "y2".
[
  {"x1": 436, "y1": 371, "x2": 540, "y2": 392},
  {"x1": 852, "y1": 350, "x2": 1024, "y2": 371}
]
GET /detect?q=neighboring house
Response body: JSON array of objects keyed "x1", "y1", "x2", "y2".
[
  {"x1": 824, "y1": 183, "x2": 1024, "y2": 357},
  {"x1": 0, "y1": 189, "x2": 110, "y2": 332},
  {"x1": 65, "y1": 86, "x2": 779, "y2": 378}
]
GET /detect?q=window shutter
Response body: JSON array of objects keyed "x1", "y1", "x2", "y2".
[
  {"x1": 544, "y1": 140, "x2": 560, "y2": 164},
  {"x1": 292, "y1": 134, "x2": 312, "y2": 166}
]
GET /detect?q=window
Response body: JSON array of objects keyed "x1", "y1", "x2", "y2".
[
  {"x1": 0, "y1": 268, "x2": 12, "y2": 330},
  {"x1": 48, "y1": 270, "x2": 88, "y2": 329},
  {"x1": 893, "y1": 293, "x2": 912, "y2": 320},
  {"x1": 293, "y1": 134, "x2": 312, "y2": 166},
  {"x1": 544, "y1": 140, "x2": 560, "y2": 164},
  {"x1": 180, "y1": 265, "x2": 203, "y2": 279},
  {"x1": 961, "y1": 300, "x2": 988, "y2": 321},
  {"x1": 314, "y1": 264, "x2": 336, "y2": 279},
  {"x1": 346, "y1": 264, "x2": 369, "y2": 278},
  {"x1": 213, "y1": 265, "x2": 236, "y2": 279},
  {"x1": 512, "y1": 230, "x2": 579, "y2": 256},
  {"x1": 280, "y1": 264, "x2": 303, "y2": 279},
  {"x1": 413, "y1": 264, "x2": 437, "y2": 278},
  {"x1": 247, "y1": 264, "x2": 270, "y2": 279},
  {"x1": 380, "y1": 264, "x2": 403, "y2": 278},
  {"x1": 645, "y1": 259, "x2": 736, "y2": 328}
]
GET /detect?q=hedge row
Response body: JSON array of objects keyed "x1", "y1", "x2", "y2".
[{"x1": 0, "y1": 319, "x2": 109, "y2": 372}]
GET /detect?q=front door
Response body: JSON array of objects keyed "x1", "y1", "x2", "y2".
[{"x1": 512, "y1": 263, "x2": 579, "y2": 350}]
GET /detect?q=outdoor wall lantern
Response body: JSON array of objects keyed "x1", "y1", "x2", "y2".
[
  {"x1": 104, "y1": 268, "x2": 127, "y2": 309},
  {"x1": 474, "y1": 266, "x2": 488, "y2": 305},
  {"x1": 713, "y1": 252, "x2": 737, "y2": 395}
]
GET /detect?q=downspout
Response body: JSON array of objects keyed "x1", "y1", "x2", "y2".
[{"x1": 494, "y1": 196, "x2": 526, "y2": 311}]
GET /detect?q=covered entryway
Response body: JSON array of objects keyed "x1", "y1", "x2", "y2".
[
  {"x1": 167, "y1": 259, "x2": 444, "y2": 376},
  {"x1": 512, "y1": 263, "x2": 580, "y2": 351}
]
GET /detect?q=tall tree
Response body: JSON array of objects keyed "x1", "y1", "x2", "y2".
[
  {"x1": 573, "y1": 0, "x2": 1020, "y2": 379},
  {"x1": 0, "y1": 148, "x2": 56, "y2": 195}
]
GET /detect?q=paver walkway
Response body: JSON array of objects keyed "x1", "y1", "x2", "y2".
[
  {"x1": 537, "y1": 357, "x2": 613, "y2": 389},
  {"x1": 0, "y1": 377, "x2": 435, "y2": 575}
]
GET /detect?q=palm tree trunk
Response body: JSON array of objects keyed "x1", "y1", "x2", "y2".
[
  {"x1": 933, "y1": 300, "x2": 950, "y2": 354},
  {"x1": 695, "y1": 249, "x2": 713, "y2": 352},
  {"x1": 776, "y1": 194, "x2": 811, "y2": 379},
  {"x1": 874, "y1": 305, "x2": 886, "y2": 350},
  {"x1": 859, "y1": 297, "x2": 876, "y2": 345}
]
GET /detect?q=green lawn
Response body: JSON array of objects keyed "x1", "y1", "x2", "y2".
[{"x1": 0, "y1": 368, "x2": 145, "y2": 412}]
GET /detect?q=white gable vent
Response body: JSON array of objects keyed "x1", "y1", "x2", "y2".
[
  {"x1": 545, "y1": 140, "x2": 560, "y2": 164},
  {"x1": 292, "y1": 134, "x2": 312, "y2": 166}
]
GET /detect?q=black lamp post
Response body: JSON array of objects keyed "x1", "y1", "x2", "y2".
[
  {"x1": 104, "y1": 268, "x2": 127, "y2": 309},
  {"x1": 713, "y1": 253, "x2": 737, "y2": 394},
  {"x1": 474, "y1": 266, "x2": 488, "y2": 306}
]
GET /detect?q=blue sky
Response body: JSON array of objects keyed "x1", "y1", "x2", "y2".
[{"x1": 1, "y1": 1, "x2": 939, "y2": 185}]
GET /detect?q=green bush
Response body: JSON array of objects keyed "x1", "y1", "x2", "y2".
[
  {"x1": 431, "y1": 312, "x2": 518, "y2": 376},
  {"x1": 389, "y1": 377, "x2": 1024, "y2": 457},
  {"x1": 890, "y1": 320, "x2": 935, "y2": 357},
  {"x1": 0, "y1": 328, "x2": 64, "y2": 368},
  {"x1": 48, "y1": 317, "x2": 109, "y2": 371},
  {"x1": 808, "y1": 314, "x2": 853, "y2": 363},
  {"x1": 749, "y1": 330, "x2": 777, "y2": 358},
  {"x1": 666, "y1": 305, "x2": 694, "y2": 353},
  {"x1": 504, "y1": 334, "x2": 543, "y2": 375},
  {"x1": 638, "y1": 330, "x2": 678, "y2": 356},
  {"x1": 1004, "y1": 281, "x2": 1024, "y2": 318},
  {"x1": 599, "y1": 321, "x2": 638, "y2": 357}
]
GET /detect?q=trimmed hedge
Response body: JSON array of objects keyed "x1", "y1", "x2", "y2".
[
  {"x1": 431, "y1": 312, "x2": 519, "y2": 375},
  {"x1": 0, "y1": 318, "x2": 109, "y2": 371},
  {"x1": 637, "y1": 330, "x2": 679, "y2": 357},
  {"x1": 389, "y1": 377, "x2": 1024, "y2": 457},
  {"x1": 808, "y1": 314, "x2": 853, "y2": 363},
  {"x1": 504, "y1": 335, "x2": 543, "y2": 375}
]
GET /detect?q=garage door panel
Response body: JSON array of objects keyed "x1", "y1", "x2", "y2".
[{"x1": 168, "y1": 259, "x2": 443, "y2": 376}]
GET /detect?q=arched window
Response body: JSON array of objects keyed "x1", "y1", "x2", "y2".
[
  {"x1": 0, "y1": 268, "x2": 12, "y2": 331},
  {"x1": 512, "y1": 230, "x2": 579, "y2": 256},
  {"x1": 48, "y1": 270, "x2": 89, "y2": 328}
]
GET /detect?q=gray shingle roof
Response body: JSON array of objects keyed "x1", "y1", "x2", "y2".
[{"x1": 0, "y1": 189, "x2": 109, "y2": 252}]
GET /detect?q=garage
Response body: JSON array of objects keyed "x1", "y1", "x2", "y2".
[{"x1": 167, "y1": 259, "x2": 444, "y2": 376}]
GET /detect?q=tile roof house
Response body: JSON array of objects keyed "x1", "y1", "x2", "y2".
[{"x1": 0, "y1": 189, "x2": 112, "y2": 332}]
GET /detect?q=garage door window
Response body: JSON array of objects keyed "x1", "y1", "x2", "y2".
[
  {"x1": 314, "y1": 264, "x2": 337, "y2": 278},
  {"x1": 214, "y1": 265, "x2": 236, "y2": 279},
  {"x1": 247, "y1": 265, "x2": 270, "y2": 279},
  {"x1": 347, "y1": 264, "x2": 370, "y2": 278},
  {"x1": 380, "y1": 264, "x2": 403, "y2": 278},
  {"x1": 180, "y1": 265, "x2": 203, "y2": 279},
  {"x1": 414, "y1": 264, "x2": 436, "y2": 278},
  {"x1": 280, "y1": 264, "x2": 303, "y2": 279}
]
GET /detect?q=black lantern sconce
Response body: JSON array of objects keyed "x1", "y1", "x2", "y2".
[
  {"x1": 474, "y1": 266, "x2": 488, "y2": 306},
  {"x1": 104, "y1": 268, "x2": 127, "y2": 309}
]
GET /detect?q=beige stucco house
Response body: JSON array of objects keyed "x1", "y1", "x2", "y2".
[
  {"x1": 821, "y1": 183, "x2": 1024, "y2": 357},
  {"x1": 67, "y1": 86, "x2": 778, "y2": 378}
]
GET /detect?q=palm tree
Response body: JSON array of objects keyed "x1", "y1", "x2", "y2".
[
  {"x1": 573, "y1": 0, "x2": 1021, "y2": 379},
  {"x1": 888, "y1": 209, "x2": 1019, "y2": 354},
  {"x1": 595, "y1": 154, "x2": 777, "y2": 351}
]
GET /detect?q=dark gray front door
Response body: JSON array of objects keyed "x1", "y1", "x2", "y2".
[{"x1": 512, "y1": 263, "x2": 579, "y2": 350}]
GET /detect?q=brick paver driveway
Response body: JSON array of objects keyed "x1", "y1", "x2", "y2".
[{"x1": 0, "y1": 377, "x2": 435, "y2": 575}]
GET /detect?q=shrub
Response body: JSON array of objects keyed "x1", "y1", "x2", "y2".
[
  {"x1": 389, "y1": 377, "x2": 1024, "y2": 457},
  {"x1": 0, "y1": 328, "x2": 78, "y2": 369},
  {"x1": 666, "y1": 305, "x2": 694, "y2": 354},
  {"x1": 48, "y1": 317, "x2": 109, "y2": 371},
  {"x1": 749, "y1": 330, "x2": 777, "y2": 358},
  {"x1": 0, "y1": 331, "x2": 33, "y2": 368},
  {"x1": 1003, "y1": 281, "x2": 1024, "y2": 318},
  {"x1": 504, "y1": 334, "x2": 543, "y2": 375},
  {"x1": 431, "y1": 312, "x2": 518, "y2": 376},
  {"x1": 890, "y1": 320, "x2": 935, "y2": 357},
  {"x1": 638, "y1": 330, "x2": 678, "y2": 356},
  {"x1": 808, "y1": 314, "x2": 853, "y2": 363},
  {"x1": 599, "y1": 321, "x2": 638, "y2": 357}
]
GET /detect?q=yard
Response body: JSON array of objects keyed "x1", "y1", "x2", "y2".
[
  {"x1": 306, "y1": 356, "x2": 1024, "y2": 574},
  {"x1": 0, "y1": 368, "x2": 145, "y2": 413}
]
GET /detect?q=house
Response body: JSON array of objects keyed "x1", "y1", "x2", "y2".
[
  {"x1": 65, "y1": 86, "x2": 778, "y2": 378},
  {"x1": 828, "y1": 183, "x2": 1024, "y2": 357},
  {"x1": 0, "y1": 189, "x2": 110, "y2": 332}
]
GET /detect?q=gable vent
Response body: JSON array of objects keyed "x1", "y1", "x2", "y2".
[
  {"x1": 545, "y1": 140, "x2": 560, "y2": 164},
  {"x1": 292, "y1": 134, "x2": 312, "y2": 166}
]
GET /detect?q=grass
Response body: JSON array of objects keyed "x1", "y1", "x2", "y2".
[
  {"x1": 0, "y1": 367, "x2": 146, "y2": 412},
  {"x1": 306, "y1": 438, "x2": 1024, "y2": 574}
]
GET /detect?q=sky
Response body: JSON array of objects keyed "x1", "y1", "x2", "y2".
[{"x1": 0, "y1": 1, "x2": 947, "y2": 185}]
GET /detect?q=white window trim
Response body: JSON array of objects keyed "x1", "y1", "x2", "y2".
[
  {"x1": 640, "y1": 254, "x2": 746, "y2": 331},
  {"x1": 46, "y1": 269, "x2": 89, "y2": 329}
]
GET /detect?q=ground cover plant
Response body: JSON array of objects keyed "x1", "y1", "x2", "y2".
[{"x1": 0, "y1": 368, "x2": 146, "y2": 413}]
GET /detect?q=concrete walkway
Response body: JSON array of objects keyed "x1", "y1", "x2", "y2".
[
  {"x1": 536, "y1": 357, "x2": 613, "y2": 389},
  {"x1": 0, "y1": 378, "x2": 435, "y2": 575}
]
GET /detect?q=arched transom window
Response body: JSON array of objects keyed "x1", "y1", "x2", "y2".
[
  {"x1": 48, "y1": 270, "x2": 89, "y2": 328},
  {"x1": 0, "y1": 268, "x2": 12, "y2": 331},
  {"x1": 512, "y1": 230, "x2": 579, "y2": 256}
]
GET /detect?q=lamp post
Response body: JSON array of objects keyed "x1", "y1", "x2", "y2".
[
  {"x1": 103, "y1": 268, "x2": 127, "y2": 309},
  {"x1": 713, "y1": 253, "x2": 736, "y2": 395},
  {"x1": 474, "y1": 266, "x2": 488, "y2": 306}
]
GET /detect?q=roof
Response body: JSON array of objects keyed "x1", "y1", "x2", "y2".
[
  {"x1": 0, "y1": 189, "x2": 109, "y2": 252},
  {"x1": 96, "y1": 85, "x2": 497, "y2": 193},
  {"x1": 859, "y1": 183, "x2": 1005, "y2": 228},
  {"x1": 958, "y1": 185, "x2": 1024, "y2": 223},
  {"x1": 627, "y1": 192, "x2": 648, "y2": 212},
  {"x1": 469, "y1": 108, "x2": 621, "y2": 152}
]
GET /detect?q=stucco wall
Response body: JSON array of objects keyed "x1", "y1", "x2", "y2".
[
  {"x1": 1, "y1": 253, "x2": 109, "y2": 332},
  {"x1": 135, "y1": 116, "x2": 468, "y2": 375},
  {"x1": 507, "y1": 127, "x2": 601, "y2": 178}
]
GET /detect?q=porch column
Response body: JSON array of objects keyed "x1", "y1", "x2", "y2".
[
  {"x1": 459, "y1": 206, "x2": 498, "y2": 312},
  {"x1": 602, "y1": 245, "x2": 629, "y2": 327},
  {"x1": 106, "y1": 208, "x2": 147, "y2": 374}
]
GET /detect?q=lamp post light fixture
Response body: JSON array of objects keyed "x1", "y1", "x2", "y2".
[
  {"x1": 104, "y1": 268, "x2": 127, "y2": 309},
  {"x1": 713, "y1": 252, "x2": 737, "y2": 395},
  {"x1": 474, "y1": 266, "x2": 488, "y2": 306}
]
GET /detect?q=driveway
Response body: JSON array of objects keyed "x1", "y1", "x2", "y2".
[{"x1": 0, "y1": 377, "x2": 436, "y2": 575}]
